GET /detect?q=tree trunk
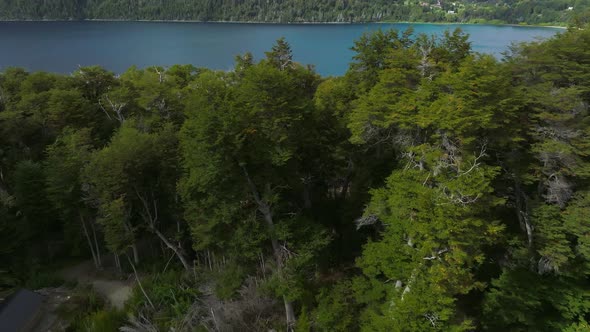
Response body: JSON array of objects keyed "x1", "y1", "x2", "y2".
[
  {"x1": 338, "y1": 159, "x2": 354, "y2": 201},
  {"x1": 339, "y1": 177, "x2": 350, "y2": 201},
  {"x1": 303, "y1": 184, "x2": 312, "y2": 210},
  {"x1": 135, "y1": 189, "x2": 191, "y2": 271},
  {"x1": 284, "y1": 295, "x2": 296, "y2": 331},
  {"x1": 241, "y1": 164, "x2": 297, "y2": 328},
  {"x1": 126, "y1": 254, "x2": 155, "y2": 310},
  {"x1": 162, "y1": 252, "x2": 176, "y2": 273},
  {"x1": 152, "y1": 228, "x2": 191, "y2": 271},
  {"x1": 207, "y1": 250, "x2": 213, "y2": 271},
  {"x1": 262, "y1": 209, "x2": 296, "y2": 329},
  {"x1": 131, "y1": 244, "x2": 140, "y2": 265},
  {"x1": 514, "y1": 179, "x2": 533, "y2": 247},
  {"x1": 114, "y1": 252, "x2": 122, "y2": 274},
  {"x1": 81, "y1": 214, "x2": 99, "y2": 269},
  {"x1": 90, "y1": 220, "x2": 102, "y2": 268}
]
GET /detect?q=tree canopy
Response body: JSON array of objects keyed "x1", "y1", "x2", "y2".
[
  {"x1": 0, "y1": 0, "x2": 589, "y2": 25},
  {"x1": 1, "y1": 25, "x2": 590, "y2": 331}
]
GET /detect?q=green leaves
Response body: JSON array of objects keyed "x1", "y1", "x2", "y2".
[
  {"x1": 97, "y1": 197, "x2": 132, "y2": 254},
  {"x1": 45, "y1": 127, "x2": 95, "y2": 254},
  {"x1": 81, "y1": 120, "x2": 181, "y2": 258},
  {"x1": 0, "y1": 0, "x2": 584, "y2": 25},
  {"x1": 564, "y1": 192, "x2": 590, "y2": 265},
  {"x1": 179, "y1": 40, "x2": 332, "y2": 322},
  {"x1": 2, "y1": 26, "x2": 590, "y2": 332},
  {"x1": 265, "y1": 37, "x2": 294, "y2": 71},
  {"x1": 314, "y1": 280, "x2": 360, "y2": 332},
  {"x1": 347, "y1": 27, "x2": 521, "y2": 331}
]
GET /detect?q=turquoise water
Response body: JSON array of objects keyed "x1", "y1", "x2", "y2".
[{"x1": 0, "y1": 21, "x2": 560, "y2": 76}]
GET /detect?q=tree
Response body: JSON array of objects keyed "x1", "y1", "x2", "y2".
[
  {"x1": 265, "y1": 37, "x2": 294, "y2": 71},
  {"x1": 348, "y1": 28, "x2": 414, "y2": 92},
  {"x1": 349, "y1": 36, "x2": 519, "y2": 330},
  {"x1": 480, "y1": 26, "x2": 590, "y2": 331},
  {"x1": 85, "y1": 121, "x2": 190, "y2": 269},
  {"x1": 180, "y1": 40, "x2": 330, "y2": 329},
  {"x1": 45, "y1": 128, "x2": 102, "y2": 268},
  {"x1": 1, "y1": 25, "x2": 590, "y2": 332},
  {"x1": 12, "y1": 160, "x2": 59, "y2": 269}
]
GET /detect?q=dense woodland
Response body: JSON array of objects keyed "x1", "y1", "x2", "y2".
[
  {"x1": 1, "y1": 0, "x2": 590, "y2": 25},
  {"x1": 1, "y1": 22, "x2": 590, "y2": 331}
]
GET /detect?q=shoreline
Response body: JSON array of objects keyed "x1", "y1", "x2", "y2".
[
  {"x1": 376, "y1": 21, "x2": 566, "y2": 29},
  {"x1": 0, "y1": 18, "x2": 567, "y2": 29}
]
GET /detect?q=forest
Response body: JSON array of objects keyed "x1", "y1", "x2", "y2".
[
  {"x1": 1, "y1": 21, "x2": 590, "y2": 331},
  {"x1": 1, "y1": 0, "x2": 590, "y2": 25}
]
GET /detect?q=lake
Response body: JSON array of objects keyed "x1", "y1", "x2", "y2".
[{"x1": 0, "y1": 21, "x2": 560, "y2": 76}]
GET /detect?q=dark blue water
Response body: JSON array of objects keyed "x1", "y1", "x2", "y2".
[{"x1": 0, "y1": 21, "x2": 560, "y2": 76}]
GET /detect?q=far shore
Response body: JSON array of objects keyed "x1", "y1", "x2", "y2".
[
  {"x1": 0, "y1": 18, "x2": 568, "y2": 29},
  {"x1": 378, "y1": 21, "x2": 567, "y2": 29}
]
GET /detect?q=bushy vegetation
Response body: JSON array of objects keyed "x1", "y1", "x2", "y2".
[
  {"x1": 1, "y1": 21, "x2": 590, "y2": 330},
  {"x1": 0, "y1": 0, "x2": 589, "y2": 25},
  {"x1": 55, "y1": 285, "x2": 126, "y2": 332}
]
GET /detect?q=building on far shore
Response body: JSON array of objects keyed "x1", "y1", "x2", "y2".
[{"x1": 0, "y1": 289, "x2": 44, "y2": 332}]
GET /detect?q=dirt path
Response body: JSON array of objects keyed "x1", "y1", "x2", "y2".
[{"x1": 59, "y1": 260, "x2": 133, "y2": 309}]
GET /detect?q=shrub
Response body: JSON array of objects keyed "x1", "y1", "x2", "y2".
[
  {"x1": 24, "y1": 271, "x2": 64, "y2": 289},
  {"x1": 214, "y1": 263, "x2": 245, "y2": 300},
  {"x1": 83, "y1": 309, "x2": 126, "y2": 332}
]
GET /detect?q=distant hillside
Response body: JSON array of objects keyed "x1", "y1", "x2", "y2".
[{"x1": 0, "y1": 0, "x2": 588, "y2": 25}]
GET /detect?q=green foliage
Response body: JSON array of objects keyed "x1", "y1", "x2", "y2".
[
  {"x1": 314, "y1": 280, "x2": 360, "y2": 331},
  {"x1": 482, "y1": 269, "x2": 590, "y2": 331},
  {"x1": 84, "y1": 120, "x2": 183, "y2": 258},
  {"x1": 82, "y1": 309, "x2": 126, "y2": 332},
  {"x1": 0, "y1": 0, "x2": 584, "y2": 25},
  {"x1": 478, "y1": 26, "x2": 590, "y2": 331},
  {"x1": 295, "y1": 306, "x2": 311, "y2": 332},
  {"x1": 179, "y1": 40, "x2": 324, "y2": 268},
  {"x1": 24, "y1": 271, "x2": 64, "y2": 289},
  {"x1": 96, "y1": 197, "x2": 133, "y2": 254},
  {"x1": 1, "y1": 26, "x2": 590, "y2": 332},
  {"x1": 214, "y1": 263, "x2": 246, "y2": 300},
  {"x1": 564, "y1": 320, "x2": 590, "y2": 332},
  {"x1": 14, "y1": 160, "x2": 56, "y2": 235},
  {"x1": 57, "y1": 285, "x2": 108, "y2": 331},
  {"x1": 45, "y1": 128, "x2": 96, "y2": 254},
  {"x1": 126, "y1": 270, "x2": 199, "y2": 329},
  {"x1": 346, "y1": 25, "x2": 559, "y2": 331}
]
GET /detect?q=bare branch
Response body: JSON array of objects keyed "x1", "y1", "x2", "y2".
[
  {"x1": 538, "y1": 256, "x2": 560, "y2": 275},
  {"x1": 355, "y1": 214, "x2": 379, "y2": 229},
  {"x1": 423, "y1": 248, "x2": 449, "y2": 261},
  {"x1": 458, "y1": 142, "x2": 487, "y2": 177},
  {"x1": 99, "y1": 94, "x2": 127, "y2": 123},
  {"x1": 438, "y1": 186, "x2": 481, "y2": 206},
  {"x1": 424, "y1": 312, "x2": 439, "y2": 327},
  {"x1": 544, "y1": 173, "x2": 573, "y2": 207}
]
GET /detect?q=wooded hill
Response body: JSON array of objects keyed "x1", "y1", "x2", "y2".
[
  {"x1": 0, "y1": 0, "x2": 589, "y2": 25},
  {"x1": 1, "y1": 23, "x2": 590, "y2": 331}
]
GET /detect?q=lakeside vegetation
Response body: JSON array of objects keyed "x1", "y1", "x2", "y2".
[
  {"x1": 1, "y1": 0, "x2": 590, "y2": 25},
  {"x1": 1, "y1": 21, "x2": 590, "y2": 330}
]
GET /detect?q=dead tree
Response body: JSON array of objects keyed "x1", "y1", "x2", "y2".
[
  {"x1": 80, "y1": 212, "x2": 102, "y2": 269},
  {"x1": 135, "y1": 188, "x2": 191, "y2": 271},
  {"x1": 240, "y1": 165, "x2": 296, "y2": 330},
  {"x1": 514, "y1": 179, "x2": 534, "y2": 247},
  {"x1": 99, "y1": 94, "x2": 127, "y2": 123}
]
